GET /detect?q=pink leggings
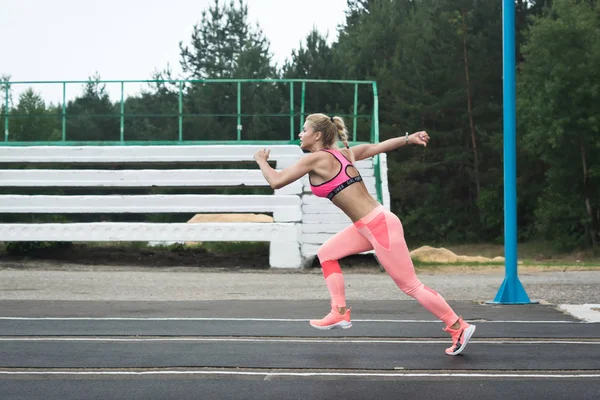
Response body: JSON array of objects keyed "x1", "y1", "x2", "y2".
[{"x1": 317, "y1": 205, "x2": 459, "y2": 328}]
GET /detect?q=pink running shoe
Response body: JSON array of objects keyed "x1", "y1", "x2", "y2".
[
  {"x1": 309, "y1": 307, "x2": 352, "y2": 330},
  {"x1": 443, "y1": 317, "x2": 476, "y2": 356}
]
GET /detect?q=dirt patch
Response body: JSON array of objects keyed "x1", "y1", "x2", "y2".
[
  {"x1": 184, "y1": 213, "x2": 274, "y2": 246},
  {"x1": 410, "y1": 246, "x2": 505, "y2": 263}
]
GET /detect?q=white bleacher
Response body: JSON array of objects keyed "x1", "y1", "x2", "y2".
[
  {"x1": 0, "y1": 145, "x2": 390, "y2": 268},
  {"x1": 0, "y1": 145, "x2": 303, "y2": 268}
]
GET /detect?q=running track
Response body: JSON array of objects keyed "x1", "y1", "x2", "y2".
[{"x1": 0, "y1": 300, "x2": 598, "y2": 399}]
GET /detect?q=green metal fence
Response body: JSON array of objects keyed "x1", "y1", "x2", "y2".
[
  {"x1": 1, "y1": 79, "x2": 380, "y2": 146},
  {"x1": 1, "y1": 78, "x2": 382, "y2": 202}
]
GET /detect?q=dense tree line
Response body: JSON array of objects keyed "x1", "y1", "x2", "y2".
[{"x1": 1, "y1": 0, "x2": 598, "y2": 251}]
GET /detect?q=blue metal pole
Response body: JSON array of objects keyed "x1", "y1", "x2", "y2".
[{"x1": 491, "y1": 0, "x2": 533, "y2": 304}]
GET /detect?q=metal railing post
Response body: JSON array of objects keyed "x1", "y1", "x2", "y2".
[
  {"x1": 178, "y1": 82, "x2": 183, "y2": 142},
  {"x1": 371, "y1": 82, "x2": 382, "y2": 204},
  {"x1": 237, "y1": 81, "x2": 242, "y2": 141},
  {"x1": 61, "y1": 82, "x2": 66, "y2": 141},
  {"x1": 353, "y1": 83, "x2": 359, "y2": 142},
  {"x1": 120, "y1": 82, "x2": 125, "y2": 142},
  {"x1": 300, "y1": 81, "x2": 306, "y2": 131},
  {"x1": 289, "y1": 82, "x2": 294, "y2": 140},
  {"x1": 3, "y1": 82, "x2": 8, "y2": 142},
  {"x1": 371, "y1": 82, "x2": 379, "y2": 144}
]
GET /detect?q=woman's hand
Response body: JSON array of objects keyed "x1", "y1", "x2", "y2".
[
  {"x1": 254, "y1": 148, "x2": 271, "y2": 163},
  {"x1": 409, "y1": 131, "x2": 430, "y2": 147}
]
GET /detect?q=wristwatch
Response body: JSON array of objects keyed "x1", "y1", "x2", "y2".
[{"x1": 405, "y1": 132, "x2": 409, "y2": 143}]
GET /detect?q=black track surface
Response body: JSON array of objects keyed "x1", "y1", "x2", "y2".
[{"x1": 0, "y1": 300, "x2": 598, "y2": 400}]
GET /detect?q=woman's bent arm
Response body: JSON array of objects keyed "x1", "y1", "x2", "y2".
[{"x1": 255, "y1": 150, "x2": 319, "y2": 189}]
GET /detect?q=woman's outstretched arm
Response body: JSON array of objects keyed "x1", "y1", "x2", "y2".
[{"x1": 351, "y1": 131, "x2": 430, "y2": 161}]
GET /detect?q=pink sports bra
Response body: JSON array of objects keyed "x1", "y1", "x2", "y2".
[{"x1": 310, "y1": 149, "x2": 363, "y2": 200}]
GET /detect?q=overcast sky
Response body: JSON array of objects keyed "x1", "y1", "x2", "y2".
[{"x1": 1, "y1": 0, "x2": 348, "y2": 103}]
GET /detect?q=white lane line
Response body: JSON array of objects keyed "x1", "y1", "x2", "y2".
[
  {"x1": 559, "y1": 304, "x2": 600, "y2": 323},
  {"x1": 0, "y1": 337, "x2": 597, "y2": 345},
  {"x1": 0, "y1": 370, "x2": 599, "y2": 379},
  {"x1": 0, "y1": 317, "x2": 589, "y2": 324}
]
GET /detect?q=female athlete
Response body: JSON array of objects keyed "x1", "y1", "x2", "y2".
[{"x1": 254, "y1": 113, "x2": 475, "y2": 356}]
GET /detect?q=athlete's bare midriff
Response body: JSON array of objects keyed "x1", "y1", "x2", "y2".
[
  {"x1": 331, "y1": 184, "x2": 380, "y2": 222},
  {"x1": 308, "y1": 147, "x2": 381, "y2": 222}
]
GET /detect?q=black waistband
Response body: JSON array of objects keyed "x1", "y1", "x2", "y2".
[{"x1": 327, "y1": 176, "x2": 363, "y2": 200}]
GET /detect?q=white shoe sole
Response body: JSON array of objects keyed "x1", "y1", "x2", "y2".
[
  {"x1": 447, "y1": 324, "x2": 476, "y2": 356},
  {"x1": 309, "y1": 320, "x2": 353, "y2": 330}
]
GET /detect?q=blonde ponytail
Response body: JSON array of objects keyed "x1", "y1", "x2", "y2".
[
  {"x1": 331, "y1": 115, "x2": 355, "y2": 163},
  {"x1": 331, "y1": 116, "x2": 349, "y2": 149}
]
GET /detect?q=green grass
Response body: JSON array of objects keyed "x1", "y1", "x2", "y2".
[
  {"x1": 2, "y1": 240, "x2": 600, "y2": 268},
  {"x1": 148, "y1": 241, "x2": 269, "y2": 254},
  {"x1": 26, "y1": 241, "x2": 269, "y2": 255}
]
